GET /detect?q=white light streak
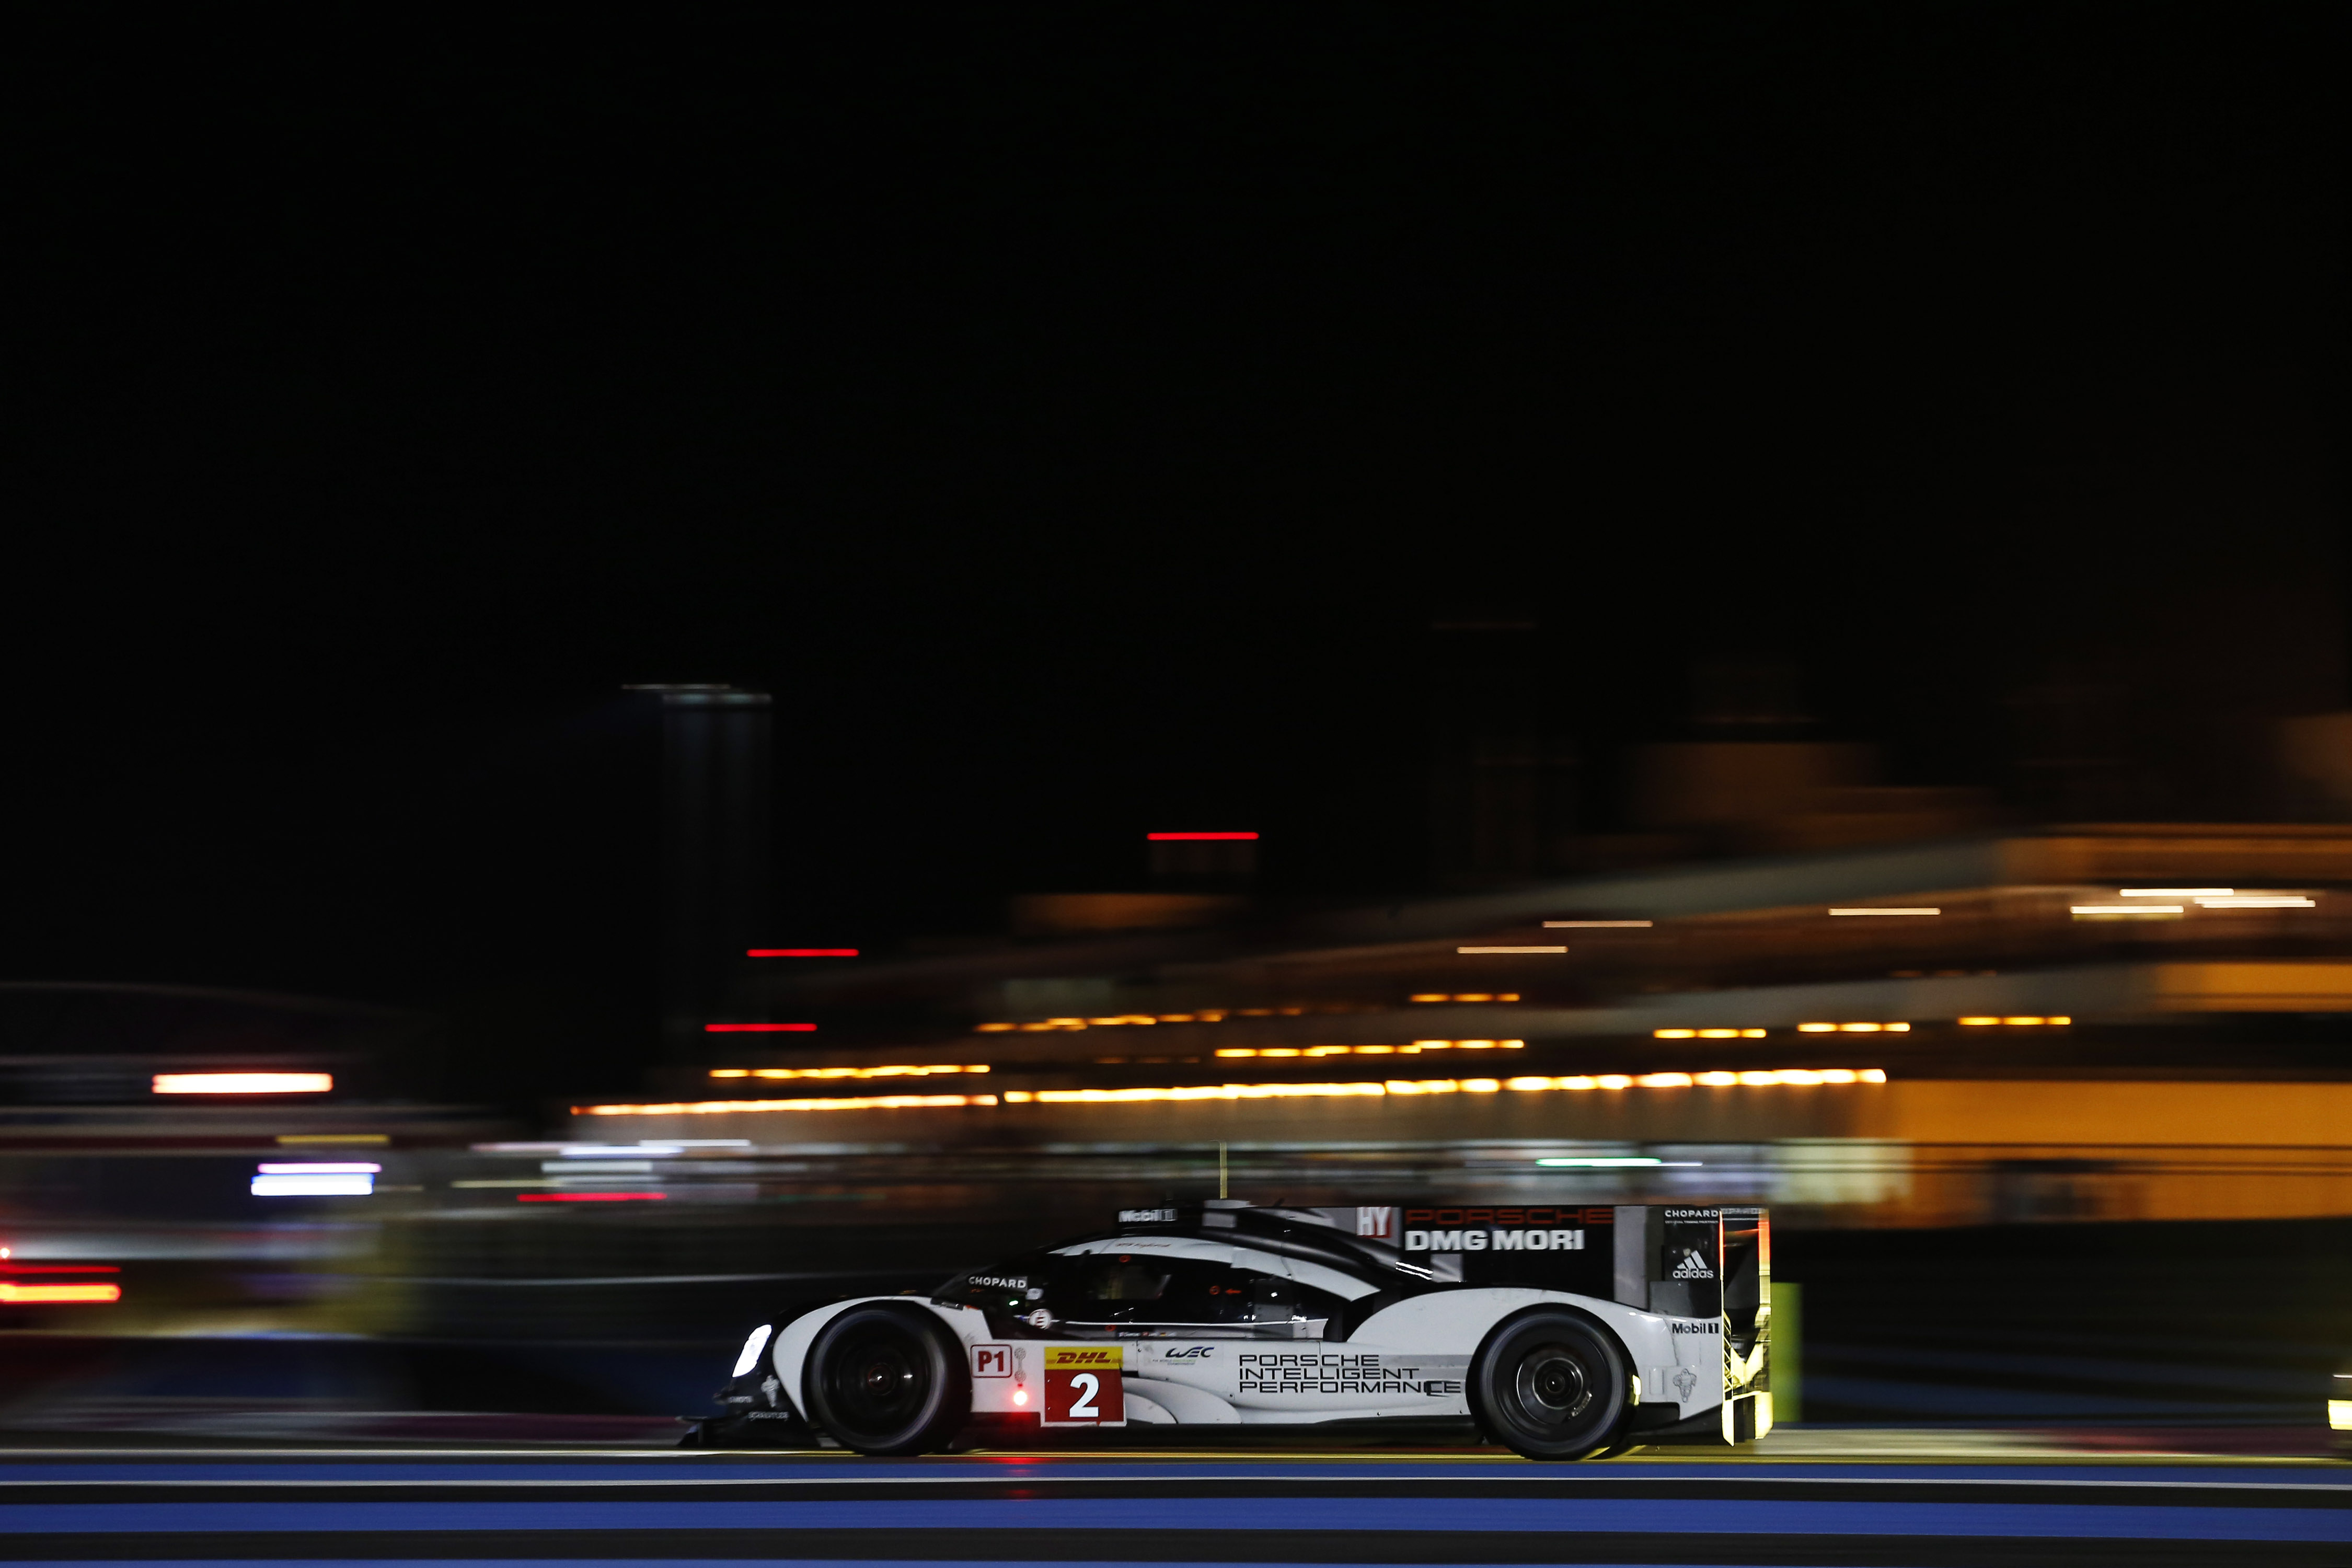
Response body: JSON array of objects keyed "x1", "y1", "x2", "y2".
[
  {"x1": 2120, "y1": 889, "x2": 2231, "y2": 897},
  {"x1": 154, "y1": 1073, "x2": 332, "y2": 1095},
  {"x1": 251, "y1": 1173, "x2": 374, "y2": 1197},
  {"x1": 2195, "y1": 896, "x2": 2315, "y2": 908},
  {"x1": 1535, "y1": 1156, "x2": 1703, "y2": 1168}
]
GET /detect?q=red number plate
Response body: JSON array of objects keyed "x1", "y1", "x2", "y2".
[{"x1": 1041, "y1": 1346, "x2": 1124, "y2": 1426}]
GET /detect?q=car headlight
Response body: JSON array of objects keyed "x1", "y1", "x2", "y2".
[
  {"x1": 733, "y1": 1323, "x2": 775, "y2": 1378},
  {"x1": 2329, "y1": 1399, "x2": 2351, "y2": 1432}
]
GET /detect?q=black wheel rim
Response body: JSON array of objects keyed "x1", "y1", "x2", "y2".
[
  {"x1": 1513, "y1": 1341, "x2": 1593, "y2": 1427},
  {"x1": 829, "y1": 1328, "x2": 929, "y2": 1433}
]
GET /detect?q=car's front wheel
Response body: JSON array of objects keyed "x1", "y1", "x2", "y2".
[
  {"x1": 1469, "y1": 1309, "x2": 1631, "y2": 1461},
  {"x1": 802, "y1": 1305, "x2": 970, "y2": 1455}
]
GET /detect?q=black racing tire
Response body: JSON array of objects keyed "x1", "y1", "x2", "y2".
[
  {"x1": 802, "y1": 1304, "x2": 970, "y2": 1456},
  {"x1": 1468, "y1": 1308, "x2": 1632, "y2": 1461}
]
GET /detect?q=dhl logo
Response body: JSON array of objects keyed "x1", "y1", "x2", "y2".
[{"x1": 1046, "y1": 1347, "x2": 1120, "y2": 1368}]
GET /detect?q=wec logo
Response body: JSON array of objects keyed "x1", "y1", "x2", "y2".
[{"x1": 1161, "y1": 1345, "x2": 1214, "y2": 1359}]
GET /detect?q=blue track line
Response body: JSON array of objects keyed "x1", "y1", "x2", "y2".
[
  {"x1": 0, "y1": 1461, "x2": 2339, "y2": 1486},
  {"x1": 0, "y1": 1496, "x2": 2345, "y2": 1541}
]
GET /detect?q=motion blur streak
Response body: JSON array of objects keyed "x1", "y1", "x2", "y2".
[
  {"x1": 0, "y1": 1282, "x2": 121, "y2": 1303},
  {"x1": 1145, "y1": 832, "x2": 1259, "y2": 840},
  {"x1": 251, "y1": 1172, "x2": 373, "y2": 1196},
  {"x1": 585, "y1": 1072, "x2": 1889, "y2": 1113},
  {"x1": 1009, "y1": 1083, "x2": 1388, "y2": 1103},
  {"x1": 152, "y1": 1072, "x2": 332, "y2": 1094},
  {"x1": 707, "y1": 1064, "x2": 988, "y2": 1079},
  {"x1": 516, "y1": 1192, "x2": 667, "y2": 1203},
  {"x1": 701, "y1": 1022, "x2": 816, "y2": 1032},
  {"x1": 745, "y1": 948, "x2": 859, "y2": 956},
  {"x1": 1215, "y1": 1041, "x2": 1524, "y2": 1056},
  {"x1": 575, "y1": 1093, "x2": 998, "y2": 1115},
  {"x1": 986, "y1": 1071, "x2": 1889, "y2": 1104}
]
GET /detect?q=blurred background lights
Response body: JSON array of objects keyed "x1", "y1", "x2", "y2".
[
  {"x1": 1535, "y1": 1156, "x2": 1703, "y2": 1168},
  {"x1": 707, "y1": 1064, "x2": 987, "y2": 1080},
  {"x1": 251, "y1": 1163, "x2": 376, "y2": 1196},
  {"x1": 154, "y1": 1073, "x2": 331, "y2": 1095},
  {"x1": 0, "y1": 1282, "x2": 120, "y2": 1305}
]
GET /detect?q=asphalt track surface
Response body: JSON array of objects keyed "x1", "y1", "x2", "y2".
[{"x1": 0, "y1": 1447, "x2": 2344, "y2": 1568}]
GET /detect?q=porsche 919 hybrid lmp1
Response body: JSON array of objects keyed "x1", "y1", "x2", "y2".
[{"x1": 688, "y1": 1200, "x2": 1771, "y2": 1460}]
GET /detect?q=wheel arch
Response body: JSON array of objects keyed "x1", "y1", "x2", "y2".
[
  {"x1": 1352, "y1": 1288, "x2": 1675, "y2": 1373},
  {"x1": 1467, "y1": 1299, "x2": 1639, "y2": 1402},
  {"x1": 771, "y1": 1296, "x2": 972, "y2": 1424},
  {"x1": 1465, "y1": 1300, "x2": 1640, "y2": 1459},
  {"x1": 796, "y1": 1298, "x2": 974, "y2": 1456}
]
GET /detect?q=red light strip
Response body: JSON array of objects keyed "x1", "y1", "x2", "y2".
[
  {"x1": 703, "y1": 1023, "x2": 817, "y2": 1032},
  {"x1": 0, "y1": 1265, "x2": 120, "y2": 1274},
  {"x1": 516, "y1": 1192, "x2": 668, "y2": 1203},
  {"x1": 1147, "y1": 832, "x2": 1259, "y2": 841},
  {"x1": 747, "y1": 949, "x2": 859, "y2": 958}
]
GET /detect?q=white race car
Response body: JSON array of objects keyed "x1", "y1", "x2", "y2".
[{"x1": 690, "y1": 1199, "x2": 1771, "y2": 1461}]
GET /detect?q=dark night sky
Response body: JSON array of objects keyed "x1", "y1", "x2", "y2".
[{"x1": 4, "y1": 5, "x2": 2342, "y2": 1100}]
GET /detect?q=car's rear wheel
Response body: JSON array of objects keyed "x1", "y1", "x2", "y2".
[
  {"x1": 803, "y1": 1305, "x2": 970, "y2": 1455},
  {"x1": 1469, "y1": 1309, "x2": 1631, "y2": 1461}
]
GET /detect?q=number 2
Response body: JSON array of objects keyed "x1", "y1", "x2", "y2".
[{"x1": 1067, "y1": 1372, "x2": 1100, "y2": 1419}]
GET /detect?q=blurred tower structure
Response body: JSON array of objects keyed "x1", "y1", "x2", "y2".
[
  {"x1": 1426, "y1": 613, "x2": 1576, "y2": 890},
  {"x1": 628, "y1": 685, "x2": 772, "y2": 1059}
]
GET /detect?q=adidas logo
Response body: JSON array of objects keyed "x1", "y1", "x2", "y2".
[{"x1": 1668, "y1": 1248, "x2": 1715, "y2": 1280}]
